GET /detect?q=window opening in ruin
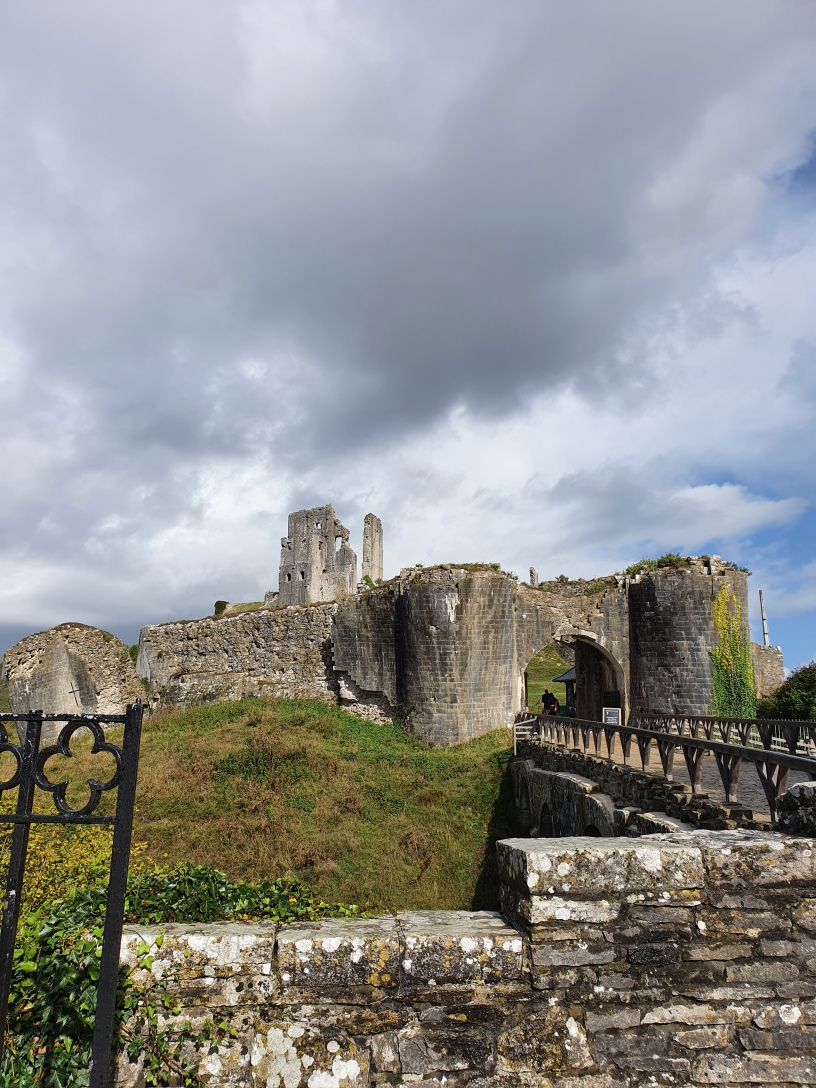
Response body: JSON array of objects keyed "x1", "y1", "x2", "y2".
[
  {"x1": 299, "y1": 570, "x2": 305, "y2": 580},
  {"x1": 335, "y1": 536, "x2": 342, "y2": 552},
  {"x1": 316, "y1": 521, "x2": 321, "y2": 529},
  {"x1": 286, "y1": 573, "x2": 291, "y2": 582}
]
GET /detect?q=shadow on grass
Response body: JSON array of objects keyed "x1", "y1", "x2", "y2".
[{"x1": 470, "y1": 752, "x2": 520, "y2": 911}]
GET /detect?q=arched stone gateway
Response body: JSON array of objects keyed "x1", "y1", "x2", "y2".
[{"x1": 130, "y1": 557, "x2": 759, "y2": 746}]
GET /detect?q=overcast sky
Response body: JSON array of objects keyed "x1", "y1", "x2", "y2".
[{"x1": 2, "y1": 1, "x2": 816, "y2": 670}]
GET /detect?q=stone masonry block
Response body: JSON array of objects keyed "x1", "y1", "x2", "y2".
[
  {"x1": 496, "y1": 835, "x2": 705, "y2": 900},
  {"x1": 277, "y1": 917, "x2": 401, "y2": 991},
  {"x1": 397, "y1": 910, "x2": 527, "y2": 986}
]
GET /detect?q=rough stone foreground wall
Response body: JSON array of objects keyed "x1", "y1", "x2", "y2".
[
  {"x1": 752, "y1": 643, "x2": 786, "y2": 700},
  {"x1": 516, "y1": 742, "x2": 761, "y2": 833},
  {"x1": 138, "y1": 606, "x2": 339, "y2": 709},
  {"x1": 113, "y1": 831, "x2": 816, "y2": 1088},
  {"x1": 499, "y1": 830, "x2": 816, "y2": 1087},
  {"x1": 0, "y1": 623, "x2": 141, "y2": 739}
]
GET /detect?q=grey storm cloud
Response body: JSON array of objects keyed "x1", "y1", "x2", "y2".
[
  {"x1": 3, "y1": 1, "x2": 816, "y2": 454},
  {"x1": 2, "y1": 0, "x2": 816, "y2": 648}
]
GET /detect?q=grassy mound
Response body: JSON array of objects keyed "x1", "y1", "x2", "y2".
[{"x1": 34, "y1": 698, "x2": 516, "y2": 913}]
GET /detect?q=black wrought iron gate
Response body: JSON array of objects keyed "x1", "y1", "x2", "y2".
[{"x1": 0, "y1": 702, "x2": 143, "y2": 1087}]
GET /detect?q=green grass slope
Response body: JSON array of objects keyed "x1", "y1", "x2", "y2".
[
  {"x1": 525, "y1": 645, "x2": 570, "y2": 711},
  {"x1": 129, "y1": 698, "x2": 516, "y2": 913}
]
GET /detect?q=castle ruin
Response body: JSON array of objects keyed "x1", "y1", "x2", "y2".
[{"x1": 277, "y1": 504, "x2": 358, "y2": 605}]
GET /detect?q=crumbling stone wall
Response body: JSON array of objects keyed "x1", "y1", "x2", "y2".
[
  {"x1": 278, "y1": 505, "x2": 357, "y2": 606},
  {"x1": 137, "y1": 605, "x2": 339, "y2": 709},
  {"x1": 113, "y1": 830, "x2": 816, "y2": 1088},
  {"x1": 0, "y1": 623, "x2": 141, "y2": 739},
  {"x1": 752, "y1": 643, "x2": 785, "y2": 700},
  {"x1": 362, "y1": 513, "x2": 383, "y2": 584},
  {"x1": 137, "y1": 561, "x2": 761, "y2": 746},
  {"x1": 627, "y1": 561, "x2": 748, "y2": 715}
]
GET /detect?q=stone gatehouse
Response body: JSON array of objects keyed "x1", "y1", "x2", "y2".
[{"x1": 137, "y1": 556, "x2": 767, "y2": 747}]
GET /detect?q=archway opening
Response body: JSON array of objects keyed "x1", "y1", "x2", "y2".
[
  {"x1": 524, "y1": 643, "x2": 574, "y2": 715},
  {"x1": 582, "y1": 824, "x2": 601, "y2": 837},
  {"x1": 572, "y1": 638, "x2": 625, "y2": 723}
]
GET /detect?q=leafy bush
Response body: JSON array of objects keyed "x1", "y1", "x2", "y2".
[
  {"x1": 2, "y1": 863, "x2": 360, "y2": 1087},
  {"x1": 0, "y1": 817, "x2": 147, "y2": 914},
  {"x1": 583, "y1": 580, "x2": 606, "y2": 595},
  {"x1": 757, "y1": 661, "x2": 816, "y2": 721},
  {"x1": 213, "y1": 600, "x2": 229, "y2": 617},
  {"x1": 624, "y1": 552, "x2": 686, "y2": 575},
  {"x1": 128, "y1": 644, "x2": 139, "y2": 667}
]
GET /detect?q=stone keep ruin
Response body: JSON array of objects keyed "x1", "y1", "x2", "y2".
[{"x1": 1, "y1": 504, "x2": 785, "y2": 746}]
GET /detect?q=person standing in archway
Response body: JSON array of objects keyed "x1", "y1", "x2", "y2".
[{"x1": 541, "y1": 688, "x2": 555, "y2": 715}]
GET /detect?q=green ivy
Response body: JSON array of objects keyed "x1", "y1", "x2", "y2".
[
  {"x1": 2, "y1": 863, "x2": 361, "y2": 1086},
  {"x1": 710, "y1": 585, "x2": 757, "y2": 718}
]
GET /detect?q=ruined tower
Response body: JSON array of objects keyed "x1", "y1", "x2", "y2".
[
  {"x1": 362, "y1": 513, "x2": 383, "y2": 584},
  {"x1": 278, "y1": 505, "x2": 357, "y2": 605}
]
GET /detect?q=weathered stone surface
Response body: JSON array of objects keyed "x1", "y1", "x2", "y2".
[
  {"x1": 113, "y1": 832, "x2": 816, "y2": 1087},
  {"x1": 397, "y1": 910, "x2": 526, "y2": 986},
  {"x1": 1, "y1": 623, "x2": 142, "y2": 738},
  {"x1": 692, "y1": 1052, "x2": 816, "y2": 1082},
  {"x1": 497, "y1": 1006, "x2": 594, "y2": 1076},
  {"x1": 778, "y1": 783, "x2": 816, "y2": 837},
  {"x1": 278, "y1": 505, "x2": 358, "y2": 607},
  {"x1": 497, "y1": 835, "x2": 704, "y2": 899},
  {"x1": 137, "y1": 603, "x2": 344, "y2": 712},
  {"x1": 129, "y1": 554, "x2": 757, "y2": 746},
  {"x1": 277, "y1": 917, "x2": 401, "y2": 991},
  {"x1": 752, "y1": 643, "x2": 785, "y2": 700}
]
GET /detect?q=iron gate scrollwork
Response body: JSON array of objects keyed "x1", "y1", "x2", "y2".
[{"x1": 0, "y1": 703, "x2": 143, "y2": 1088}]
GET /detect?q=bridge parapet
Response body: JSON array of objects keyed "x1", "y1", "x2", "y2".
[{"x1": 516, "y1": 709, "x2": 816, "y2": 825}]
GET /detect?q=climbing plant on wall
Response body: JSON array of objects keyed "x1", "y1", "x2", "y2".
[{"x1": 710, "y1": 585, "x2": 757, "y2": 718}]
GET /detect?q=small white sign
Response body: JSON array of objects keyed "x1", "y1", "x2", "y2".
[{"x1": 603, "y1": 707, "x2": 622, "y2": 726}]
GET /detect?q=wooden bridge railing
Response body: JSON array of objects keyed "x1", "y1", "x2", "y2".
[{"x1": 513, "y1": 708, "x2": 816, "y2": 823}]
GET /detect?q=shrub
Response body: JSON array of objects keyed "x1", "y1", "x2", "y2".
[{"x1": 757, "y1": 661, "x2": 816, "y2": 721}]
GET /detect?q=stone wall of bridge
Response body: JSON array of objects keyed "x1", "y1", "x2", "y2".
[
  {"x1": 114, "y1": 830, "x2": 816, "y2": 1088},
  {"x1": 513, "y1": 742, "x2": 764, "y2": 836}
]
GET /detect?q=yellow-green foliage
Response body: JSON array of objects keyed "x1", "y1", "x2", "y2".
[
  {"x1": 710, "y1": 585, "x2": 757, "y2": 718},
  {"x1": 0, "y1": 807, "x2": 147, "y2": 912}
]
